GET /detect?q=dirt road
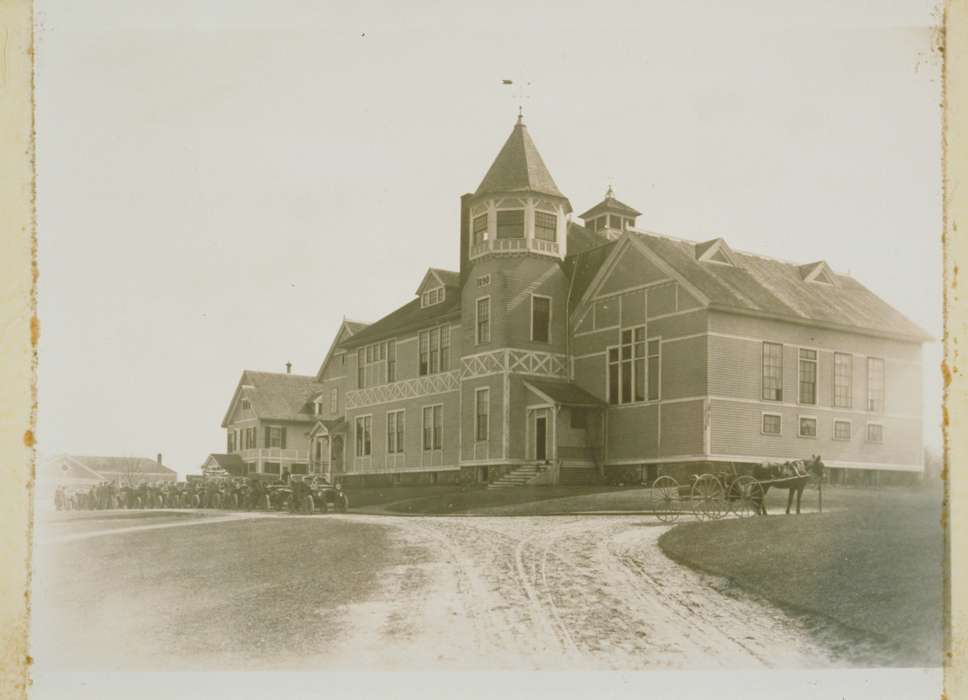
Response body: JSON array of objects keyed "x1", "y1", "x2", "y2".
[{"x1": 34, "y1": 512, "x2": 852, "y2": 670}]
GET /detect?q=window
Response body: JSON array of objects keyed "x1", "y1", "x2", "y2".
[
  {"x1": 609, "y1": 214, "x2": 623, "y2": 230},
  {"x1": 475, "y1": 389, "x2": 489, "y2": 442},
  {"x1": 263, "y1": 462, "x2": 280, "y2": 475},
  {"x1": 355, "y1": 416, "x2": 372, "y2": 457},
  {"x1": 534, "y1": 211, "x2": 557, "y2": 241},
  {"x1": 834, "y1": 420, "x2": 851, "y2": 440},
  {"x1": 241, "y1": 398, "x2": 251, "y2": 410},
  {"x1": 496, "y1": 210, "x2": 524, "y2": 239},
  {"x1": 799, "y1": 349, "x2": 817, "y2": 404},
  {"x1": 799, "y1": 416, "x2": 817, "y2": 438},
  {"x1": 834, "y1": 353, "x2": 852, "y2": 408},
  {"x1": 265, "y1": 426, "x2": 286, "y2": 449},
  {"x1": 358, "y1": 341, "x2": 394, "y2": 387},
  {"x1": 422, "y1": 405, "x2": 443, "y2": 451},
  {"x1": 867, "y1": 357, "x2": 885, "y2": 412},
  {"x1": 531, "y1": 296, "x2": 551, "y2": 343},
  {"x1": 330, "y1": 388, "x2": 339, "y2": 414},
  {"x1": 477, "y1": 274, "x2": 490, "y2": 288},
  {"x1": 243, "y1": 427, "x2": 256, "y2": 449},
  {"x1": 290, "y1": 463, "x2": 308, "y2": 475},
  {"x1": 419, "y1": 325, "x2": 450, "y2": 376},
  {"x1": 227, "y1": 431, "x2": 235, "y2": 453},
  {"x1": 762, "y1": 413, "x2": 781, "y2": 435},
  {"x1": 357, "y1": 348, "x2": 365, "y2": 388},
  {"x1": 608, "y1": 326, "x2": 647, "y2": 404},
  {"x1": 647, "y1": 339, "x2": 660, "y2": 401},
  {"x1": 387, "y1": 341, "x2": 396, "y2": 382},
  {"x1": 867, "y1": 423, "x2": 884, "y2": 443},
  {"x1": 762, "y1": 342, "x2": 783, "y2": 401},
  {"x1": 472, "y1": 213, "x2": 488, "y2": 245},
  {"x1": 387, "y1": 410, "x2": 405, "y2": 454},
  {"x1": 421, "y1": 287, "x2": 444, "y2": 308},
  {"x1": 476, "y1": 297, "x2": 491, "y2": 344}
]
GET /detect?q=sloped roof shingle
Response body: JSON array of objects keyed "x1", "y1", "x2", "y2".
[
  {"x1": 475, "y1": 119, "x2": 570, "y2": 207},
  {"x1": 339, "y1": 294, "x2": 461, "y2": 349},
  {"x1": 227, "y1": 371, "x2": 325, "y2": 426}
]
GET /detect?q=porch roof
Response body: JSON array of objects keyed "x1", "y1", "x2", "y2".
[{"x1": 524, "y1": 379, "x2": 606, "y2": 407}]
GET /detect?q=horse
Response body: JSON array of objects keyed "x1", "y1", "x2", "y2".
[{"x1": 752, "y1": 454, "x2": 825, "y2": 515}]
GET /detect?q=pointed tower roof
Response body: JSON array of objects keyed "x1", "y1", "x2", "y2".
[
  {"x1": 474, "y1": 115, "x2": 569, "y2": 205},
  {"x1": 578, "y1": 185, "x2": 642, "y2": 220}
]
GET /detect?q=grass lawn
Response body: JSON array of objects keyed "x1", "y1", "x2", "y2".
[{"x1": 658, "y1": 485, "x2": 944, "y2": 666}]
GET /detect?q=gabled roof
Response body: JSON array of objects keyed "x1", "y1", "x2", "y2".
[
  {"x1": 316, "y1": 318, "x2": 370, "y2": 379},
  {"x1": 339, "y1": 293, "x2": 461, "y2": 350},
  {"x1": 626, "y1": 231, "x2": 930, "y2": 342},
  {"x1": 415, "y1": 267, "x2": 461, "y2": 295},
  {"x1": 565, "y1": 220, "x2": 603, "y2": 256},
  {"x1": 204, "y1": 453, "x2": 246, "y2": 474},
  {"x1": 222, "y1": 371, "x2": 325, "y2": 427},
  {"x1": 524, "y1": 379, "x2": 606, "y2": 407},
  {"x1": 578, "y1": 188, "x2": 642, "y2": 220},
  {"x1": 695, "y1": 238, "x2": 737, "y2": 266},
  {"x1": 561, "y1": 238, "x2": 619, "y2": 309},
  {"x1": 474, "y1": 117, "x2": 570, "y2": 208},
  {"x1": 798, "y1": 261, "x2": 836, "y2": 285},
  {"x1": 55, "y1": 455, "x2": 176, "y2": 477}
]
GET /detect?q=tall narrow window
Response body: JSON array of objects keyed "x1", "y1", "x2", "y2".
[
  {"x1": 531, "y1": 296, "x2": 551, "y2": 343},
  {"x1": 799, "y1": 349, "x2": 817, "y2": 404},
  {"x1": 762, "y1": 342, "x2": 783, "y2": 401},
  {"x1": 534, "y1": 211, "x2": 557, "y2": 241},
  {"x1": 867, "y1": 358, "x2": 885, "y2": 412},
  {"x1": 419, "y1": 331, "x2": 429, "y2": 376},
  {"x1": 429, "y1": 327, "x2": 440, "y2": 374},
  {"x1": 357, "y1": 348, "x2": 365, "y2": 388},
  {"x1": 433, "y1": 405, "x2": 443, "y2": 450},
  {"x1": 496, "y1": 210, "x2": 524, "y2": 239},
  {"x1": 422, "y1": 406, "x2": 443, "y2": 451},
  {"x1": 330, "y1": 388, "x2": 338, "y2": 414},
  {"x1": 440, "y1": 326, "x2": 450, "y2": 371},
  {"x1": 387, "y1": 341, "x2": 396, "y2": 383},
  {"x1": 621, "y1": 329, "x2": 633, "y2": 403},
  {"x1": 355, "y1": 416, "x2": 371, "y2": 457},
  {"x1": 608, "y1": 347, "x2": 619, "y2": 405},
  {"x1": 609, "y1": 326, "x2": 648, "y2": 405},
  {"x1": 475, "y1": 389, "x2": 490, "y2": 441},
  {"x1": 387, "y1": 410, "x2": 405, "y2": 454},
  {"x1": 647, "y1": 339, "x2": 660, "y2": 401},
  {"x1": 476, "y1": 298, "x2": 491, "y2": 344},
  {"x1": 834, "y1": 352, "x2": 852, "y2": 408},
  {"x1": 472, "y1": 213, "x2": 488, "y2": 245}
]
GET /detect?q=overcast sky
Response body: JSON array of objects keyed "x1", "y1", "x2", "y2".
[{"x1": 35, "y1": 0, "x2": 943, "y2": 478}]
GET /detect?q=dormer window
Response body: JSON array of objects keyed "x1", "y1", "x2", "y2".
[
  {"x1": 472, "y1": 214, "x2": 488, "y2": 245},
  {"x1": 696, "y1": 238, "x2": 736, "y2": 266},
  {"x1": 421, "y1": 287, "x2": 445, "y2": 308},
  {"x1": 534, "y1": 211, "x2": 557, "y2": 242},
  {"x1": 798, "y1": 261, "x2": 837, "y2": 286},
  {"x1": 496, "y1": 210, "x2": 525, "y2": 239},
  {"x1": 241, "y1": 398, "x2": 251, "y2": 410}
]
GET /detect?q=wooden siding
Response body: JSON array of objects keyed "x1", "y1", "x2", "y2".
[
  {"x1": 598, "y1": 244, "x2": 669, "y2": 296},
  {"x1": 659, "y1": 399, "x2": 704, "y2": 457},
  {"x1": 606, "y1": 404, "x2": 659, "y2": 461}
]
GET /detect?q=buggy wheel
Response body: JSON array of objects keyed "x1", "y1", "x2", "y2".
[
  {"x1": 651, "y1": 476, "x2": 681, "y2": 522},
  {"x1": 691, "y1": 474, "x2": 725, "y2": 520},
  {"x1": 727, "y1": 476, "x2": 764, "y2": 518}
]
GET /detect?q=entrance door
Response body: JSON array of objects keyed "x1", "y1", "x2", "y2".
[{"x1": 535, "y1": 416, "x2": 547, "y2": 462}]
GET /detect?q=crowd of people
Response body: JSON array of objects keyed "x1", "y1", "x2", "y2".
[{"x1": 53, "y1": 473, "x2": 348, "y2": 514}]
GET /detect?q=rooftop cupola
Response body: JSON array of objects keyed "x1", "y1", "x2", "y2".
[
  {"x1": 467, "y1": 113, "x2": 572, "y2": 262},
  {"x1": 579, "y1": 185, "x2": 641, "y2": 241}
]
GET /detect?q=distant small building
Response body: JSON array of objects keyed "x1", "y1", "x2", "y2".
[{"x1": 39, "y1": 453, "x2": 177, "y2": 503}]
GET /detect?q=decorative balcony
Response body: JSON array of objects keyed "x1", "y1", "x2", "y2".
[
  {"x1": 469, "y1": 237, "x2": 559, "y2": 261},
  {"x1": 239, "y1": 448, "x2": 307, "y2": 463},
  {"x1": 345, "y1": 369, "x2": 461, "y2": 410}
]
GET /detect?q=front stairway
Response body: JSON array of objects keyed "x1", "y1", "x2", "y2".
[{"x1": 487, "y1": 464, "x2": 543, "y2": 489}]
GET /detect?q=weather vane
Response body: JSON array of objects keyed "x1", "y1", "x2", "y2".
[{"x1": 502, "y1": 79, "x2": 532, "y2": 120}]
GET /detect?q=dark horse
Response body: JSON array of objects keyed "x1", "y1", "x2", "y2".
[{"x1": 751, "y1": 454, "x2": 824, "y2": 515}]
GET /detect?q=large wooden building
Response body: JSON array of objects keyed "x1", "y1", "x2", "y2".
[{"x1": 217, "y1": 117, "x2": 929, "y2": 486}]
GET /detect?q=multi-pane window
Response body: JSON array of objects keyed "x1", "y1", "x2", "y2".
[
  {"x1": 608, "y1": 327, "x2": 647, "y2": 404},
  {"x1": 266, "y1": 426, "x2": 286, "y2": 449},
  {"x1": 421, "y1": 287, "x2": 444, "y2": 308},
  {"x1": 834, "y1": 353, "x2": 852, "y2": 408},
  {"x1": 477, "y1": 274, "x2": 490, "y2": 288},
  {"x1": 762, "y1": 342, "x2": 783, "y2": 401},
  {"x1": 799, "y1": 417, "x2": 817, "y2": 438},
  {"x1": 419, "y1": 325, "x2": 450, "y2": 376},
  {"x1": 475, "y1": 389, "x2": 490, "y2": 442},
  {"x1": 330, "y1": 388, "x2": 339, "y2": 414},
  {"x1": 647, "y1": 339, "x2": 660, "y2": 401},
  {"x1": 799, "y1": 349, "x2": 817, "y2": 404},
  {"x1": 241, "y1": 398, "x2": 251, "y2": 410},
  {"x1": 422, "y1": 405, "x2": 443, "y2": 451},
  {"x1": 476, "y1": 298, "x2": 491, "y2": 344},
  {"x1": 867, "y1": 357, "x2": 885, "y2": 412},
  {"x1": 386, "y1": 410, "x2": 405, "y2": 454},
  {"x1": 242, "y1": 427, "x2": 256, "y2": 449},
  {"x1": 834, "y1": 420, "x2": 851, "y2": 440},
  {"x1": 867, "y1": 423, "x2": 884, "y2": 443},
  {"x1": 496, "y1": 210, "x2": 524, "y2": 239},
  {"x1": 531, "y1": 296, "x2": 551, "y2": 343},
  {"x1": 472, "y1": 214, "x2": 488, "y2": 245},
  {"x1": 762, "y1": 414, "x2": 781, "y2": 435},
  {"x1": 358, "y1": 340, "x2": 395, "y2": 387},
  {"x1": 355, "y1": 416, "x2": 372, "y2": 457},
  {"x1": 534, "y1": 211, "x2": 557, "y2": 241},
  {"x1": 609, "y1": 214, "x2": 624, "y2": 229}
]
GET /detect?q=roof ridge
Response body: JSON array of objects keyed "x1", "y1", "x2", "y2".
[{"x1": 244, "y1": 370, "x2": 320, "y2": 380}]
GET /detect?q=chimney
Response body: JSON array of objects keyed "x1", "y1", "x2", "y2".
[
  {"x1": 286, "y1": 362, "x2": 292, "y2": 374},
  {"x1": 157, "y1": 453, "x2": 162, "y2": 465}
]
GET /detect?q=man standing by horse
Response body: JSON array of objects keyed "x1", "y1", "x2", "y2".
[{"x1": 752, "y1": 454, "x2": 825, "y2": 515}]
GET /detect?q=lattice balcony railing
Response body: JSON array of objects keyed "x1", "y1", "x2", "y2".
[{"x1": 345, "y1": 369, "x2": 461, "y2": 410}]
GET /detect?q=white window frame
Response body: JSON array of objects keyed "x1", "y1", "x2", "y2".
[
  {"x1": 530, "y1": 294, "x2": 552, "y2": 344},
  {"x1": 241, "y1": 398, "x2": 251, "y2": 410},
  {"x1": 386, "y1": 409, "x2": 405, "y2": 455},
  {"x1": 475, "y1": 387, "x2": 490, "y2": 442},
  {"x1": 797, "y1": 414, "x2": 818, "y2": 439},
  {"x1": 420, "y1": 287, "x2": 444, "y2": 309},
  {"x1": 422, "y1": 403, "x2": 444, "y2": 452},
  {"x1": 761, "y1": 412, "x2": 782, "y2": 436},
  {"x1": 833, "y1": 419, "x2": 852, "y2": 441},
  {"x1": 477, "y1": 273, "x2": 491, "y2": 288},
  {"x1": 866, "y1": 422, "x2": 884, "y2": 444},
  {"x1": 606, "y1": 325, "x2": 648, "y2": 405},
  {"x1": 761, "y1": 341, "x2": 784, "y2": 402},
  {"x1": 647, "y1": 336, "x2": 661, "y2": 401},
  {"x1": 476, "y1": 296, "x2": 491, "y2": 345},
  {"x1": 797, "y1": 346, "x2": 819, "y2": 405},
  {"x1": 355, "y1": 414, "x2": 372, "y2": 457},
  {"x1": 833, "y1": 352, "x2": 852, "y2": 409},
  {"x1": 867, "y1": 357, "x2": 885, "y2": 413}
]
